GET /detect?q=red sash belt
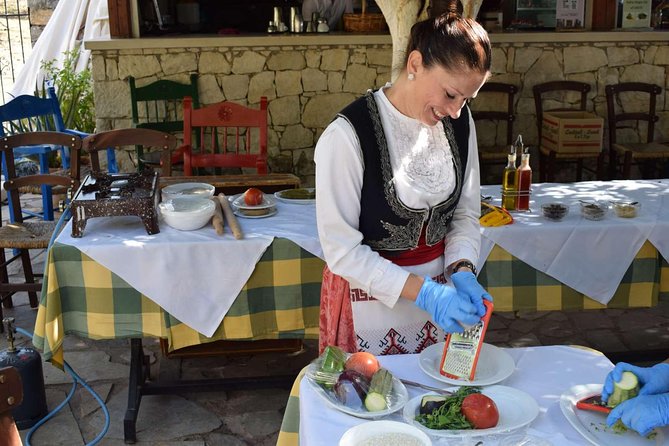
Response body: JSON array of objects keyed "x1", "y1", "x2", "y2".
[{"x1": 378, "y1": 227, "x2": 444, "y2": 267}]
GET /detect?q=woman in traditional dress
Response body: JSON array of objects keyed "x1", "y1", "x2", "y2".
[{"x1": 315, "y1": 3, "x2": 493, "y2": 355}]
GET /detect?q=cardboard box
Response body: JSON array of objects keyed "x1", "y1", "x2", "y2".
[{"x1": 541, "y1": 111, "x2": 604, "y2": 153}]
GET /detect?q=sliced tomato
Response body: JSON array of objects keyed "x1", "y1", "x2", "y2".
[{"x1": 461, "y1": 393, "x2": 499, "y2": 429}]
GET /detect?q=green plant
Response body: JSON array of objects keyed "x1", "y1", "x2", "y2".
[{"x1": 39, "y1": 47, "x2": 95, "y2": 133}]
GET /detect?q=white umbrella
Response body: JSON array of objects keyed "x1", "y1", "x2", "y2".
[{"x1": 7, "y1": 0, "x2": 109, "y2": 101}]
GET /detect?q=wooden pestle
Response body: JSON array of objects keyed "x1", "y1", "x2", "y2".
[{"x1": 217, "y1": 193, "x2": 243, "y2": 240}]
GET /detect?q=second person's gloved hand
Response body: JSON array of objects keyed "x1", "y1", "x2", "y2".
[
  {"x1": 602, "y1": 362, "x2": 669, "y2": 403},
  {"x1": 606, "y1": 393, "x2": 669, "y2": 437},
  {"x1": 451, "y1": 271, "x2": 493, "y2": 317},
  {"x1": 415, "y1": 277, "x2": 480, "y2": 333}
]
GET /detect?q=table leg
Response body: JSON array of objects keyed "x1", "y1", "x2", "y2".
[
  {"x1": 122, "y1": 338, "x2": 297, "y2": 443},
  {"x1": 124, "y1": 338, "x2": 147, "y2": 444}
]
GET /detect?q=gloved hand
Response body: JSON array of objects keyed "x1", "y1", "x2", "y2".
[
  {"x1": 602, "y1": 362, "x2": 669, "y2": 403},
  {"x1": 450, "y1": 271, "x2": 493, "y2": 317},
  {"x1": 607, "y1": 393, "x2": 669, "y2": 437},
  {"x1": 415, "y1": 277, "x2": 480, "y2": 333}
]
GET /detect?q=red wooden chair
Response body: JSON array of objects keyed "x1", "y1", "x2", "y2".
[{"x1": 180, "y1": 97, "x2": 268, "y2": 176}]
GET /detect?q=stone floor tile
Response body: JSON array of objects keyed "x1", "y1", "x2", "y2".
[
  {"x1": 42, "y1": 351, "x2": 129, "y2": 385},
  {"x1": 87, "y1": 386, "x2": 221, "y2": 442},
  {"x1": 20, "y1": 388, "x2": 85, "y2": 446}
]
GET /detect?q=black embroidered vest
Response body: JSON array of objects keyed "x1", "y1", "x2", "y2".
[{"x1": 337, "y1": 90, "x2": 470, "y2": 253}]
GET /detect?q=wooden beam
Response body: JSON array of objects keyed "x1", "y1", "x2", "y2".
[{"x1": 108, "y1": 0, "x2": 132, "y2": 38}]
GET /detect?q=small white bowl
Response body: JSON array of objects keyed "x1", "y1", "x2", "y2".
[
  {"x1": 339, "y1": 420, "x2": 431, "y2": 446},
  {"x1": 159, "y1": 197, "x2": 215, "y2": 231},
  {"x1": 161, "y1": 182, "x2": 215, "y2": 202}
]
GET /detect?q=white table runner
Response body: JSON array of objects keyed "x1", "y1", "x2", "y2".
[{"x1": 480, "y1": 179, "x2": 668, "y2": 304}]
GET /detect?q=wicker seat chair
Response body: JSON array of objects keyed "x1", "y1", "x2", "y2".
[
  {"x1": 0, "y1": 132, "x2": 80, "y2": 317},
  {"x1": 471, "y1": 82, "x2": 518, "y2": 184},
  {"x1": 605, "y1": 82, "x2": 669, "y2": 179}
]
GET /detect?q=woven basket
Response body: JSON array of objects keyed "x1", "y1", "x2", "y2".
[{"x1": 343, "y1": 13, "x2": 387, "y2": 32}]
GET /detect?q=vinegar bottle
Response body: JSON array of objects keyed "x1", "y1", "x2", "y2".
[
  {"x1": 502, "y1": 147, "x2": 517, "y2": 211},
  {"x1": 516, "y1": 150, "x2": 532, "y2": 211}
]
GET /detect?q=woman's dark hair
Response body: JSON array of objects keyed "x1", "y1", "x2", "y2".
[{"x1": 404, "y1": 1, "x2": 491, "y2": 75}]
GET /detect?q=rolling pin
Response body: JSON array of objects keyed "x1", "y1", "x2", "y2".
[
  {"x1": 210, "y1": 197, "x2": 225, "y2": 235},
  {"x1": 218, "y1": 193, "x2": 243, "y2": 240}
]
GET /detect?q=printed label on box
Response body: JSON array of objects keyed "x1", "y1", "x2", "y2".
[{"x1": 541, "y1": 111, "x2": 604, "y2": 153}]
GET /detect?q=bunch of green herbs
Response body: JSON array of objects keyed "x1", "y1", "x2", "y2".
[
  {"x1": 414, "y1": 387, "x2": 480, "y2": 430},
  {"x1": 39, "y1": 47, "x2": 95, "y2": 133}
]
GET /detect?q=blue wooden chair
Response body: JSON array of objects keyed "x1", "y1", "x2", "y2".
[{"x1": 0, "y1": 85, "x2": 116, "y2": 221}]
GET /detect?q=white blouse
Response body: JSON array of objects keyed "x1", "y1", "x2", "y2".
[{"x1": 315, "y1": 87, "x2": 481, "y2": 307}]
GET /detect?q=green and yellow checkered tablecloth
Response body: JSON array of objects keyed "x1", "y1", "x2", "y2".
[
  {"x1": 33, "y1": 237, "x2": 668, "y2": 369},
  {"x1": 33, "y1": 238, "x2": 324, "y2": 368},
  {"x1": 480, "y1": 240, "x2": 667, "y2": 311}
]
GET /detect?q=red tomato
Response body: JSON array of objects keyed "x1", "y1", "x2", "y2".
[
  {"x1": 243, "y1": 188, "x2": 264, "y2": 206},
  {"x1": 461, "y1": 393, "x2": 499, "y2": 429},
  {"x1": 344, "y1": 352, "x2": 380, "y2": 380}
]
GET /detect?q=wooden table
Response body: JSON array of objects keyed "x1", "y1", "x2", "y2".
[{"x1": 159, "y1": 173, "x2": 301, "y2": 195}]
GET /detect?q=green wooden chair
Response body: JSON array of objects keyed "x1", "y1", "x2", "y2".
[{"x1": 128, "y1": 74, "x2": 199, "y2": 171}]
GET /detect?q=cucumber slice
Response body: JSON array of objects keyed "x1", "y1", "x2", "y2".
[{"x1": 364, "y1": 392, "x2": 387, "y2": 412}]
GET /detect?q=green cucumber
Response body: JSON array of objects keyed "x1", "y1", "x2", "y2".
[
  {"x1": 364, "y1": 368, "x2": 393, "y2": 412},
  {"x1": 607, "y1": 371, "x2": 639, "y2": 408},
  {"x1": 607, "y1": 370, "x2": 640, "y2": 434}
]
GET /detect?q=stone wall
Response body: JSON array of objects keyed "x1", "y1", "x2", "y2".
[
  {"x1": 90, "y1": 41, "x2": 394, "y2": 182},
  {"x1": 89, "y1": 36, "x2": 669, "y2": 186},
  {"x1": 478, "y1": 41, "x2": 669, "y2": 162}
]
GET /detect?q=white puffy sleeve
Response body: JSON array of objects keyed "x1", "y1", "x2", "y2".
[{"x1": 315, "y1": 117, "x2": 410, "y2": 307}]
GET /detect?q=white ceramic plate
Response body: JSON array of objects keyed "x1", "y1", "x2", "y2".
[
  {"x1": 304, "y1": 363, "x2": 409, "y2": 419},
  {"x1": 419, "y1": 342, "x2": 515, "y2": 386},
  {"x1": 233, "y1": 207, "x2": 278, "y2": 219},
  {"x1": 339, "y1": 420, "x2": 431, "y2": 446},
  {"x1": 230, "y1": 193, "x2": 276, "y2": 210},
  {"x1": 274, "y1": 188, "x2": 316, "y2": 204},
  {"x1": 560, "y1": 383, "x2": 667, "y2": 445},
  {"x1": 403, "y1": 386, "x2": 539, "y2": 438}
]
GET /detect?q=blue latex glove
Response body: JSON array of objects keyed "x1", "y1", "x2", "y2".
[
  {"x1": 607, "y1": 393, "x2": 669, "y2": 437},
  {"x1": 450, "y1": 271, "x2": 493, "y2": 318},
  {"x1": 415, "y1": 277, "x2": 480, "y2": 333},
  {"x1": 602, "y1": 362, "x2": 669, "y2": 403}
]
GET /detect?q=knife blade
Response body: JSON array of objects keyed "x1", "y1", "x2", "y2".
[{"x1": 399, "y1": 378, "x2": 453, "y2": 395}]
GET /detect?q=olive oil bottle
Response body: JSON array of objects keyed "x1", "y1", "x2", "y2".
[{"x1": 502, "y1": 146, "x2": 517, "y2": 211}]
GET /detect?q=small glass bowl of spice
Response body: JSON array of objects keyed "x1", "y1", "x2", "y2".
[
  {"x1": 541, "y1": 203, "x2": 569, "y2": 221},
  {"x1": 611, "y1": 201, "x2": 640, "y2": 218},
  {"x1": 580, "y1": 201, "x2": 608, "y2": 221}
]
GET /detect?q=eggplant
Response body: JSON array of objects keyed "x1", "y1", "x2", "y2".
[
  {"x1": 419, "y1": 394, "x2": 448, "y2": 415},
  {"x1": 334, "y1": 370, "x2": 370, "y2": 409}
]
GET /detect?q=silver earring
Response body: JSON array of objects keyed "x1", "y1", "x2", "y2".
[{"x1": 408, "y1": 73, "x2": 415, "y2": 81}]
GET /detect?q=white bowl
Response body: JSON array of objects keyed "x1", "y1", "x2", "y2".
[
  {"x1": 158, "y1": 197, "x2": 215, "y2": 231},
  {"x1": 161, "y1": 182, "x2": 215, "y2": 202},
  {"x1": 339, "y1": 420, "x2": 431, "y2": 446}
]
